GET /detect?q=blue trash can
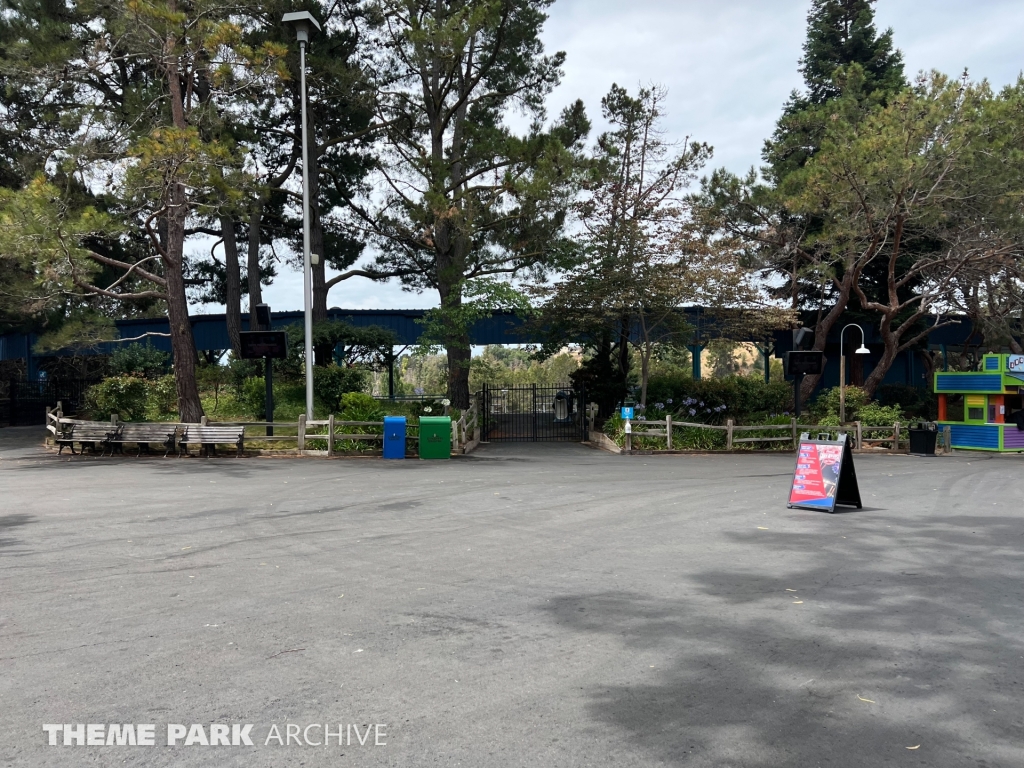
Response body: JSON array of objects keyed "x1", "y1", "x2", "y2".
[{"x1": 383, "y1": 416, "x2": 407, "y2": 459}]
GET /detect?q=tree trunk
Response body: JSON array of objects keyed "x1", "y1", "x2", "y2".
[
  {"x1": 303, "y1": 109, "x2": 331, "y2": 368},
  {"x1": 639, "y1": 344, "x2": 651, "y2": 407},
  {"x1": 618, "y1": 315, "x2": 632, "y2": 381},
  {"x1": 162, "y1": 33, "x2": 204, "y2": 422},
  {"x1": 246, "y1": 199, "x2": 264, "y2": 328},
  {"x1": 862, "y1": 313, "x2": 901, "y2": 397},
  {"x1": 437, "y1": 280, "x2": 471, "y2": 409},
  {"x1": 863, "y1": 341, "x2": 898, "y2": 397},
  {"x1": 309, "y1": 135, "x2": 332, "y2": 366},
  {"x1": 165, "y1": 190, "x2": 205, "y2": 422},
  {"x1": 799, "y1": 274, "x2": 855, "y2": 404},
  {"x1": 221, "y1": 215, "x2": 242, "y2": 354}
]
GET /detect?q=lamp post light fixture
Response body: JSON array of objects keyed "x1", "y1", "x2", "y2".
[
  {"x1": 839, "y1": 323, "x2": 871, "y2": 424},
  {"x1": 282, "y1": 10, "x2": 321, "y2": 420}
]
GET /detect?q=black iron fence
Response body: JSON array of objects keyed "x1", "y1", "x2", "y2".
[
  {"x1": 2, "y1": 378, "x2": 98, "y2": 426},
  {"x1": 480, "y1": 383, "x2": 587, "y2": 442}
]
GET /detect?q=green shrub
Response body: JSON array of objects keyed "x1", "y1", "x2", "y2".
[
  {"x1": 857, "y1": 402, "x2": 904, "y2": 426},
  {"x1": 811, "y1": 386, "x2": 903, "y2": 426},
  {"x1": 314, "y1": 365, "x2": 367, "y2": 413},
  {"x1": 108, "y1": 343, "x2": 169, "y2": 378},
  {"x1": 876, "y1": 384, "x2": 935, "y2": 419},
  {"x1": 228, "y1": 358, "x2": 263, "y2": 391},
  {"x1": 645, "y1": 374, "x2": 792, "y2": 424},
  {"x1": 811, "y1": 385, "x2": 870, "y2": 420},
  {"x1": 340, "y1": 391, "x2": 384, "y2": 421},
  {"x1": 149, "y1": 374, "x2": 178, "y2": 417},
  {"x1": 602, "y1": 411, "x2": 728, "y2": 450},
  {"x1": 85, "y1": 376, "x2": 150, "y2": 421},
  {"x1": 238, "y1": 376, "x2": 268, "y2": 419}
]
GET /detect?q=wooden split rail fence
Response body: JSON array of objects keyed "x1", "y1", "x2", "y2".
[
  {"x1": 620, "y1": 415, "x2": 952, "y2": 454},
  {"x1": 45, "y1": 399, "x2": 482, "y2": 456}
]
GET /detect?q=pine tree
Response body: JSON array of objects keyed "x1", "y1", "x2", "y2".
[
  {"x1": 765, "y1": 0, "x2": 905, "y2": 181},
  {"x1": 799, "y1": 0, "x2": 904, "y2": 106}
]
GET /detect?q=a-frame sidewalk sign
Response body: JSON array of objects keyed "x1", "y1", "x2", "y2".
[{"x1": 787, "y1": 432, "x2": 863, "y2": 512}]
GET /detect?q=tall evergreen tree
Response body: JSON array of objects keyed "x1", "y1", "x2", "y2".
[
  {"x1": 765, "y1": 0, "x2": 905, "y2": 182},
  {"x1": 799, "y1": 0, "x2": 904, "y2": 106},
  {"x1": 348, "y1": 0, "x2": 588, "y2": 408}
]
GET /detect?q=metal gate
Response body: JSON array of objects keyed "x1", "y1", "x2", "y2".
[
  {"x1": 2, "y1": 379, "x2": 98, "y2": 426},
  {"x1": 480, "y1": 383, "x2": 588, "y2": 442}
]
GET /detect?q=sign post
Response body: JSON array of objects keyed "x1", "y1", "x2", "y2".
[
  {"x1": 785, "y1": 351, "x2": 824, "y2": 419},
  {"x1": 788, "y1": 433, "x2": 862, "y2": 512},
  {"x1": 239, "y1": 329, "x2": 289, "y2": 437}
]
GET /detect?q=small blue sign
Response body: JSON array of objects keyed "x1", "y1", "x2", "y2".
[{"x1": 621, "y1": 406, "x2": 634, "y2": 420}]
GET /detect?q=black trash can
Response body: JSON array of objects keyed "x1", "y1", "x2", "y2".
[{"x1": 909, "y1": 424, "x2": 938, "y2": 456}]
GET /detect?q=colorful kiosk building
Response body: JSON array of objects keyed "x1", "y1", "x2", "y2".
[{"x1": 935, "y1": 353, "x2": 1024, "y2": 452}]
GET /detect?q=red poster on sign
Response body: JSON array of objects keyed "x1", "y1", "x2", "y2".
[{"x1": 789, "y1": 442, "x2": 844, "y2": 509}]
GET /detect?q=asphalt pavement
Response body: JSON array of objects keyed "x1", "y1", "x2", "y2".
[{"x1": 1, "y1": 426, "x2": 1023, "y2": 767}]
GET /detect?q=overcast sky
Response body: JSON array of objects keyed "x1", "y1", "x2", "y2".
[{"x1": 213, "y1": 0, "x2": 1024, "y2": 316}]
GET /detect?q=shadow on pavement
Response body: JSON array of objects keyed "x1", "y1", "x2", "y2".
[{"x1": 540, "y1": 511, "x2": 1024, "y2": 766}]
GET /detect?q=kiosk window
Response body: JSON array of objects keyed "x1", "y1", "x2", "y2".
[
  {"x1": 968, "y1": 406, "x2": 984, "y2": 421},
  {"x1": 1007, "y1": 393, "x2": 1023, "y2": 419},
  {"x1": 946, "y1": 395, "x2": 964, "y2": 421}
]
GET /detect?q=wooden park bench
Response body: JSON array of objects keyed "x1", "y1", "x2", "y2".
[
  {"x1": 179, "y1": 425, "x2": 245, "y2": 457},
  {"x1": 56, "y1": 421, "x2": 121, "y2": 455},
  {"x1": 109, "y1": 423, "x2": 180, "y2": 456}
]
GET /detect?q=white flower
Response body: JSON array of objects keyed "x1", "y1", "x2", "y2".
[{"x1": 441, "y1": 398, "x2": 451, "y2": 407}]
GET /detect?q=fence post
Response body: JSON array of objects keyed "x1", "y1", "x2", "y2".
[
  {"x1": 855, "y1": 421, "x2": 862, "y2": 451},
  {"x1": 893, "y1": 421, "x2": 900, "y2": 452},
  {"x1": 624, "y1": 423, "x2": 632, "y2": 453},
  {"x1": 298, "y1": 413, "x2": 306, "y2": 452},
  {"x1": 111, "y1": 413, "x2": 118, "y2": 425},
  {"x1": 451, "y1": 417, "x2": 459, "y2": 451},
  {"x1": 665, "y1": 414, "x2": 673, "y2": 450},
  {"x1": 943, "y1": 425, "x2": 951, "y2": 454},
  {"x1": 726, "y1": 419, "x2": 734, "y2": 450},
  {"x1": 791, "y1": 417, "x2": 798, "y2": 449},
  {"x1": 56, "y1": 400, "x2": 63, "y2": 419},
  {"x1": 472, "y1": 395, "x2": 481, "y2": 443},
  {"x1": 200, "y1": 415, "x2": 208, "y2": 426},
  {"x1": 327, "y1": 414, "x2": 335, "y2": 457}
]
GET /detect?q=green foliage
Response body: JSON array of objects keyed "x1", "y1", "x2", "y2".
[
  {"x1": 416, "y1": 279, "x2": 535, "y2": 354},
  {"x1": 314, "y1": 365, "x2": 367, "y2": 413},
  {"x1": 857, "y1": 402, "x2": 905, "y2": 426},
  {"x1": 798, "y1": 0, "x2": 904, "y2": 107},
  {"x1": 108, "y1": 343, "x2": 169, "y2": 378},
  {"x1": 339, "y1": 392, "x2": 384, "y2": 422},
  {"x1": 363, "y1": 2, "x2": 585, "y2": 403},
  {"x1": 228, "y1": 358, "x2": 263, "y2": 391},
  {"x1": 238, "y1": 377, "x2": 268, "y2": 420},
  {"x1": 571, "y1": 350, "x2": 628, "y2": 419},
  {"x1": 395, "y1": 352, "x2": 448, "y2": 397},
  {"x1": 313, "y1": 322, "x2": 397, "y2": 369},
  {"x1": 149, "y1": 375, "x2": 178, "y2": 417},
  {"x1": 196, "y1": 363, "x2": 231, "y2": 411},
  {"x1": 812, "y1": 386, "x2": 904, "y2": 425},
  {"x1": 811, "y1": 385, "x2": 870, "y2": 419},
  {"x1": 602, "y1": 412, "x2": 728, "y2": 451},
  {"x1": 645, "y1": 374, "x2": 793, "y2": 424},
  {"x1": 85, "y1": 376, "x2": 150, "y2": 421},
  {"x1": 876, "y1": 384, "x2": 935, "y2": 420},
  {"x1": 469, "y1": 345, "x2": 579, "y2": 388}
]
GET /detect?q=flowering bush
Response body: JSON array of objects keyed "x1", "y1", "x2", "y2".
[{"x1": 645, "y1": 375, "x2": 791, "y2": 424}]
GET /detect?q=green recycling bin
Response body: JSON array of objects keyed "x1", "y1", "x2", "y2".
[{"x1": 418, "y1": 416, "x2": 452, "y2": 459}]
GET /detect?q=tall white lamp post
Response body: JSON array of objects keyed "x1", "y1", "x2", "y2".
[
  {"x1": 282, "y1": 10, "x2": 321, "y2": 419},
  {"x1": 839, "y1": 323, "x2": 871, "y2": 424}
]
